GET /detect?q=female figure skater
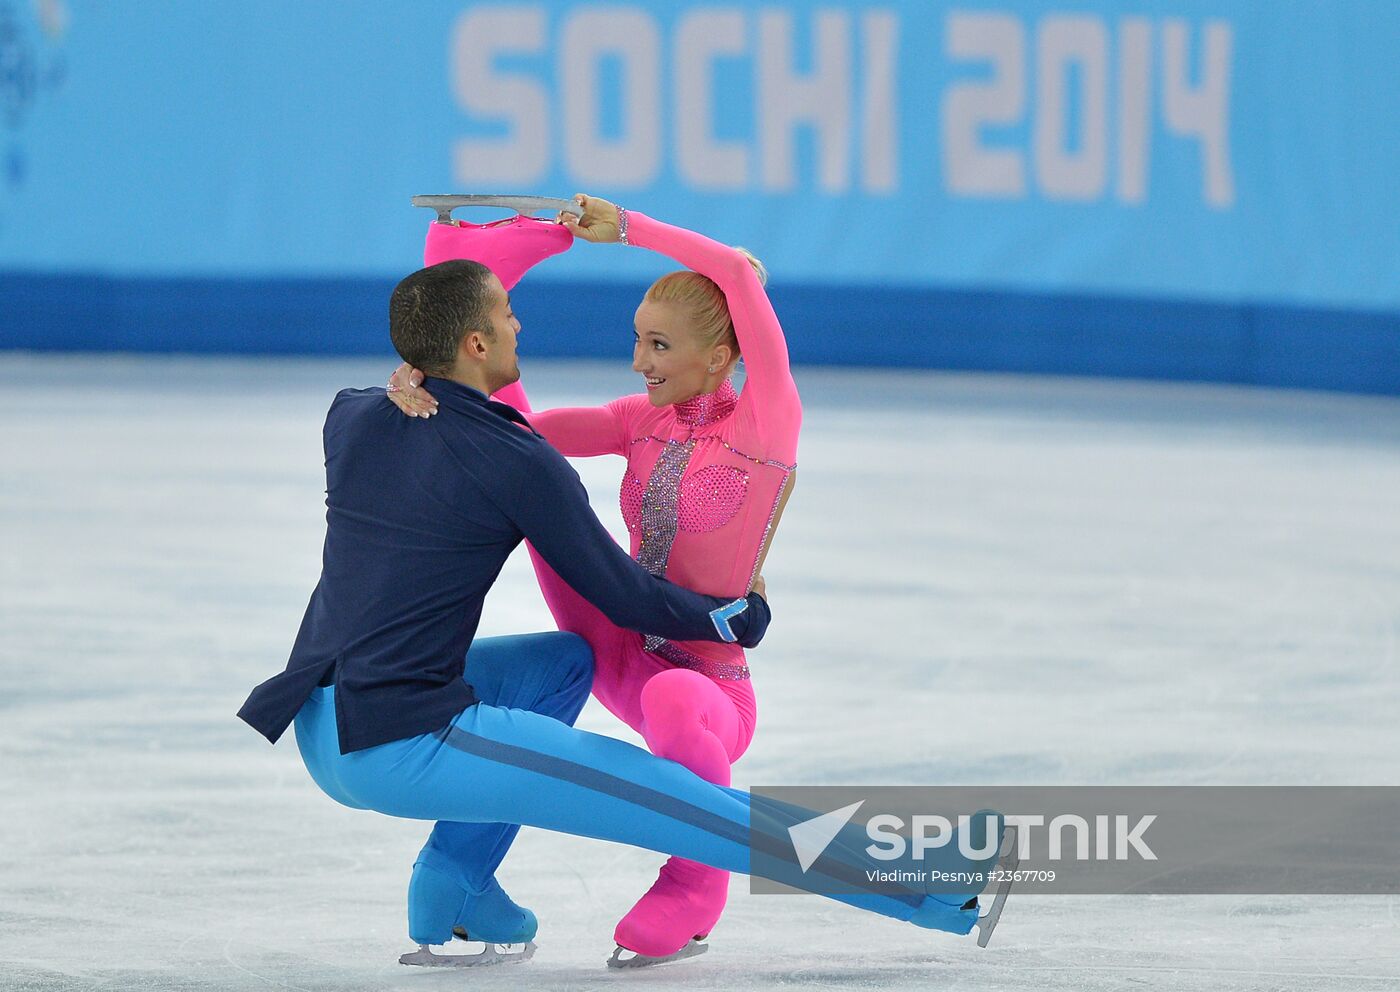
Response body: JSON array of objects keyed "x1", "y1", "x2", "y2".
[{"x1": 390, "y1": 194, "x2": 800, "y2": 963}]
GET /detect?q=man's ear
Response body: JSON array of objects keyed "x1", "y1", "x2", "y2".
[{"x1": 460, "y1": 330, "x2": 489, "y2": 361}]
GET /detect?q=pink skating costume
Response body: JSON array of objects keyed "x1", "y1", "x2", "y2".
[{"x1": 424, "y1": 211, "x2": 801, "y2": 958}]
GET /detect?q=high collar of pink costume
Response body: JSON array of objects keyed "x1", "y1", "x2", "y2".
[{"x1": 674, "y1": 378, "x2": 738, "y2": 427}]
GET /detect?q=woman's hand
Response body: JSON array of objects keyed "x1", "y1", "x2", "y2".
[
  {"x1": 750, "y1": 574, "x2": 767, "y2": 601},
  {"x1": 386, "y1": 362, "x2": 439, "y2": 418},
  {"x1": 560, "y1": 193, "x2": 621, "y2": 243}
]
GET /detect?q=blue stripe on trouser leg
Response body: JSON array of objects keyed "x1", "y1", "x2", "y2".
[
  {"x1": 408, "y1": 632, "x2": 593, "y2": 943},
  {"x1": 437, "y1": 721, "x2": 977, "y2": 928},
  {"x1": 300, "y1": 696, "x2": 979, "y2": 934}
]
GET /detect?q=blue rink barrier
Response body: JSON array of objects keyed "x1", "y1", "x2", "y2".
[
  {"x1": 3, "y1": 273, "x2": 1396, "y2": 397},
  {"x1": 5, "y1": 3, "x2": 1400, "y2": 394}
]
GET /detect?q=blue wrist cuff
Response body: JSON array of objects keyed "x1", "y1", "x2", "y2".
[{"x1": 709, "y1": 597, "x2": 749, "y2": 643}]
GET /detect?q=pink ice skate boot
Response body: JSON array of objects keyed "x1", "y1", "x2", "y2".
[
  {"x1": 423, "y1": 213, "x2": 572, "y2": 288},
  {"x1": 607, "y1": 857, "x2": 728, "y2": 969}
]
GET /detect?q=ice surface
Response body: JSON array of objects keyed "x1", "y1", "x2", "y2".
[{"x1": 1, "y1": 354, "x2": 1397, "y2": 990}]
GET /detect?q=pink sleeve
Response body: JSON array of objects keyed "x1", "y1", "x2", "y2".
[
  {"x1": 626, "y1": 211, "x2": 801, "y2": 445},
  {"x1": 526, "y1": 405, "x2": 629, "y2": 457},
  {"x1": 490, "y1": 381, "x2": 643, "y2": 457},
  {"x1": 490, "y1": 380, "x2": 534, "y2": 414}
]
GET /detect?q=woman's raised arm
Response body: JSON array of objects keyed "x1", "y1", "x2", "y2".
[{"x1": 564, "y1": 195, "x2": 800, "y2": 447}]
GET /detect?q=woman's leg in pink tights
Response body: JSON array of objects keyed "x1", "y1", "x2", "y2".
[
  {"x1": 613, "y1": 669, "x2": 750, "y2": 958},
  {"x1": 639, "y1": 669, "x2": 741, "y2": 785}
]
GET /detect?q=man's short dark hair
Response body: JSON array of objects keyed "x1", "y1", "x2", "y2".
[{"x1": 389, "y1": 259, "x2": 496, "y2": 376}]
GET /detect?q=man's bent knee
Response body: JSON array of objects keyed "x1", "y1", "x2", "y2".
[{"x1": 542, "y1": 630, "x2": 594, "y2": 698}]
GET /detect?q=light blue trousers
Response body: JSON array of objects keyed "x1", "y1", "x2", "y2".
[{"x1": 294, "y1": 632, "x2": 986, "y2": 941}]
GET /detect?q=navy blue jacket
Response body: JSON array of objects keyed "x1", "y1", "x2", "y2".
[{"x1": 238, "y1": 378, "x2": 768, "y2": 753}]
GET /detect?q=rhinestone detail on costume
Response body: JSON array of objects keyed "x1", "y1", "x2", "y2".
[
  {"x1": 624, "y1": 464, "x2": 748, "y2": 536},
  {"x1": 674, "y1": 378, "x2": 738, "y2": 428},
  {"x1": 677, "y1": 466, "x2": 749, "y2": 532},
  {"x1": 745, "y1": 469, "x2": 793, "y2": 589},
  {"x1": 648, "y1": 638, "x2": 751, "y2": 681},
  {"x1": 620, "y1": 472, "x2": 643, "y2": 535},
  {"x1": 636, "y1": 439, "x2": 698, "y2": 577},
  {"x1": 629, "y1": 435, "x2": 794, "y2": 472}
]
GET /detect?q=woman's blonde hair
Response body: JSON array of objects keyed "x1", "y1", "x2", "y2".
[{"x1": 644, "y1": 247, "x2": 767, "y2": 365}]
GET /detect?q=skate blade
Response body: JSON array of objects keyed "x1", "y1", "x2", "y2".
[
  {"x1": 411, "y1": 194, "x2": 583, "y2": 224},
  {"x1": 607, "y1": 938, "x2": 708, "y2": 969},
  {"x1": 975, "y1": 825, "x2": 1020, "y2": 948},
  {"x1": 399, "y1": 940, "x2": 537, "y2": 968},
  {"x1": 452, "y1": 925, "x2": 536, "y2": 944}
]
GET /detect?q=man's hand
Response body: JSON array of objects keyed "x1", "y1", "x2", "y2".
[
  {"x1": 737, "y1": 575, "x2": 769, "y2": 649},
  {"x1": 736, "y1": 583, "x2": 771, "y2": 649},
  {"x1": 386, "y1": 362, "x2": 439, "y2": 418},
  {"x1": 560, "y1": 193, "x2": 621, "y2": 244}
]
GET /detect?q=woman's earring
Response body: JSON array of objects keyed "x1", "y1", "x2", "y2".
[{"x1": 707, "y1": 366, "x2": 716, "y2": 373}]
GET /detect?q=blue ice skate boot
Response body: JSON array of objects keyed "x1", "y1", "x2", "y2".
[
  {"x1": 406, "y1": 859, "x2": 537, "y2": 945},
  {"x1": 909, "y1": 809, "x2": 1017, "y2": 946}
]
